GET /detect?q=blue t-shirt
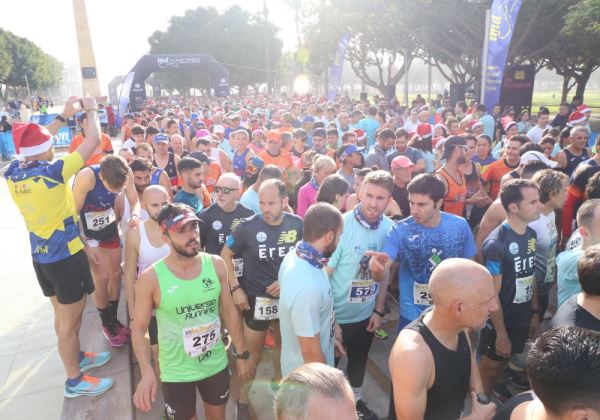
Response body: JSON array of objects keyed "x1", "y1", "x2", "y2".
[
  {"x1": 358, "y1": 117, "x2": 380, "y2": 148},
  {"x1": 327, "y1": 211, "x2": 393, "y2": 324},
  {"x1": 174, "y1": 189, "x2": 203, "y2": 214},
  {"x1": 239, "y1": 187, "x2": 259, "y2": 214},
  {"x1": 383, "y1": 212, "x2": 476, "y2": 327},
  {"x1": 279, "y1": 252, "x2": 335, "y2": 376},
  {"x1": 557, "y1": 247, "x2": 584, "y2": 307},
  {"x1": 219, "y1": 138, "x2": 234, "y2": 159},
  {"x1": 479, "y1": 113, "x2": 496, "y2": 140}
]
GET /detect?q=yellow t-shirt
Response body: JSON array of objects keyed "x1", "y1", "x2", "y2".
[{"x1": 5, "y1": 152, "x2": 85, "y2": 263}]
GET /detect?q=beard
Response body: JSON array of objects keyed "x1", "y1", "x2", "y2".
[
  {"x1": 135, "y1": 183, "x2": 150, "y2": 193},
  {"x1": 456, "y1": 156, "x2": 467, "y2": 165},
  {"x1": 172, "y1": 239, "x2": 200, "y2": 257}
]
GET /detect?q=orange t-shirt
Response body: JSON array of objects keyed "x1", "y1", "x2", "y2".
[
  {"x1": 68, "y1": 133, "x2": 114, "y2": 166},
  {"x1": 258, "y1": 150, "x2": 293, "y2": 178},
  {"x1": 480, "y1": 159, "x2": 518, "y2": 200},
  {"x1": 203, "y1": 162, "x2": 222, "y2": 194}
]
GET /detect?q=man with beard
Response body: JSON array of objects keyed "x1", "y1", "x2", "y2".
[
  {"x1": 387, "y1": 129, "x2": 425, "y2": 174},
  {"x1": 388, "y1": 259, "x2": 497, "y2": 420},
  {"x1": 115, "y1": 158, "x2": 153, "y2": 236},
  {"x1": 221, "y1": 179, "x2": 303, "y2": 419},
  {"x1": 132, "y1": 203, "x2": 253, "y2": 419},
  {"x1": 174, "y1": 157, "x2": 206, "y2": 214},
  {"x1": 326, "y1": 171, "x2": 395, "y2": 420},
  {"x1": 279, "y1": 203, "x2": 345, "y2": 376},
  {"x1": 435, "y1": 136, "x2": 468, "y2": 217},
  {"x1": 123, "y1": 185, "x2": 170, "y2": 375}
]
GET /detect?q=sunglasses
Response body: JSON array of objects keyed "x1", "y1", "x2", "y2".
[{"x1": 214, "y1": 186, "x2": 238, "y2": 194}]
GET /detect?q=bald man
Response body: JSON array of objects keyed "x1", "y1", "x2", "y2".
[
  {"x1": 388, "y1": 259, "x2": 497, "y2": 420},
  {"x1": 123, "y1": 185, "x2": 171, "y2": 374}
]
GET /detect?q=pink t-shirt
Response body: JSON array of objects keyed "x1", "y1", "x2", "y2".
[{"x1": 296, "y1": 181, "x2": 318, "y2": 218}]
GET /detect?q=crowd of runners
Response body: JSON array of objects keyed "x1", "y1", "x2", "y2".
[{"x1": 4, "y1": 92, "x2": 600, "y2": 420}]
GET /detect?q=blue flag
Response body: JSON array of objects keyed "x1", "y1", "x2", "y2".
[
  {"x1": 327, "y1": 34, "x2": 349, "y2": 103},
  {"x1": 482, "y1": 0, "x2": 522, "y2": 112}
]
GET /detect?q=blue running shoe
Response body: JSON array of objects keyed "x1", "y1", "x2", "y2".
[
  {"x1": 80, "y1": 351, "x2": 111, "y2": 373},
  {"x1": 64, "y1": 374, "x2": 113, "y2": 398}
]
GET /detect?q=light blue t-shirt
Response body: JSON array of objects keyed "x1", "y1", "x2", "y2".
[
  {"x1": 479, "y1": 113, "x2": 496, "y2": 140},
  {"x1": 557, "y1": 247, "x2": 583, "y2": 307},
  {"x1": 279, "y1": 252, "x2": 335, "y2": 376},
  {"x1": 358, "y1": 117, "x2": 380, "y2": 148},
  {"x1": 219, "y1": 138, "x2": 234, "y2": 159},
  {"x1": 383, "y1": 212, "x2": 476, "y2": 327},
  {"x1": 327, "y1": 211, "x2": 393, "y2": 324},
  {"x1": 239, "y1": 187, "x2": 259, "y2": 214}
]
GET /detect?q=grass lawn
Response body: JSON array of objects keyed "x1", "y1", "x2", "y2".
[{"x1": 532, "y1": 90, "x2": 600, "y2": 113}]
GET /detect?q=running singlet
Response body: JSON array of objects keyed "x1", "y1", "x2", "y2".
[
  {"x1": 232, "y1": 148, "x2": 250, "y2": 178},
  {"x1": 562, "y1": 148, "x2": 589, "y2": 177},
  {"x1": 80, "y1": 166, "x2": 118, "y2": 241},
  {"x1": 226, "y1": 213, "x2": 303, "y2": 297},
  {"x1": 154, "y1": 153, "x2": 178, "y2": 186},
  {"x1": 198, "y1": 203, "x2": 254, "y2": 256},
  {"x1": 137, "y1": 221, "x2": 170, "y2": 273},
  {"x1": 436, "y1": 168, "x2": 467, "y2": 217},
  {"x1": 5, "y1": 153, "x2": 85, "y2": 263},
  {"x1": 383, "y1": 212, "x2": 476, "y2": 326},
  {"x1": 154, "y1": 254, "x2": 227, "y2": 382},
  {"x1": 482, "y1": 223, "x2": 537, "y2": 328},
  {"x1": 407, "y1": 313, "x2": 470, "y2": 420},
  {"x1": 151, "y1": 168, "x2": 165, "y2": 185}
]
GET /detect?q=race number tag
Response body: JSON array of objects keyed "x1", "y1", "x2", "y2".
[
  {"x1": 348, "y1": 280, "x2": 378, "y2": 303},
  {"x1": 233, "y1": 258, "x2": 244, "y2": 278},
  {"x1": 84, "y1": 209, "x2": 116, "y2": 232},
  {"x1": 413, "y1": 283, "x2": 433, "y2": 306},
  {"x1": 513, "y1": 275, "x2": 534, "y2": 304},
  {"x1": 254, "y1": 296, "x2": 279, "y2": 320},
  {"x1": 183, "y1": 320, "x2": 221, "y2": 357}
]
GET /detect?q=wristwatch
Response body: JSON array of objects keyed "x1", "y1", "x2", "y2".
[
  {"x1": 55, "y1": 114, "x2": 66, "y2": 124},
  {"x1": 232, "y1": 346, "x2": 250, "y2": 360},
  {"x1": 476, "y1": 393, "x2": 491, "y2": 405}
]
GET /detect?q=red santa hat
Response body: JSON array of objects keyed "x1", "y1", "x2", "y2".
[
  {"x1": 12, "y1": 122, "x2": 53, "y2": 159},
  {"x1": 354, "y1": 129, "x2": 367, "y2": 142},
  {"x1": 568, "y1": 111, "x2": 587, "y2": 125},
  {"x1": 577, "y1": 104, "x2": 591, "y2": 114},
  {"x1": 416, "y1": 123, "x2": 433, "y2": 138}
]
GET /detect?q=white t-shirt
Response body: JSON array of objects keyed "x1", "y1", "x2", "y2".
[
  {"x1": 529, "y1": 210, "x2": 558, "y2": 285},
  {"x1": 526, "y1": 124, "x2": 547, "y2": 144}
]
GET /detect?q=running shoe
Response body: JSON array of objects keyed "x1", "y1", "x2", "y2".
[
  {"x1": 374, "y1": 329, "x2": 388, "y2": 340},
  {"x1": 102, "y1": 324, "x2": 128, "y2": 348},
  {"x1": 491, "y1": 383, "x2": 513, "y2": 403},
  {"x1": 264, "y1": 328, "x2": 275, "y2": 349},
  {"x1": 506, "y1": 367, "x2": 530, "y2": 390},
  {"x1": 64, "y1": 374, "x2": 113, "y2": 398},
  {"x1": 79, "y1": 351, "x2": 111, "y2": 373},
  {"x1": 356, "y1": 399, "x2": 381, "y2": 420},
  {"x1": 113, "y1": 319, "x2": 131, "y2": 338},
  {"x1": 235, "y1": 401, "x2": 251, "y2": 420}
]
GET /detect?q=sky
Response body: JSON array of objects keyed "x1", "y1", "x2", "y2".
[{"x1": 0, "y1": 0, "x2": 298, "y2": 96}]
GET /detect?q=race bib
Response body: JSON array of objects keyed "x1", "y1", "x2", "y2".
[
  {"x1": 183, "y1": 320, "x2": 221, "y2": 357},
  {"x1": 348, "y1": 280, "x2": 378, "y2": 304},
  {"x1": 413, "y1": 283, "x2": 432, "y2": 306},
  {"x1": 84, "y1": 208, "x2": 116, "y2": 232},
  {"x1": 233, "y1": 258, "x2": 244, "y2": 278},
  {"x1": 545, "y1": 251, "x2": 556, "y2": 284},
  {"x1": 254, "y1": 296, "x2": 279, "y2": 320},
  {"x1": 514, "y1": 275, "x2": 534, "y2": 304}
]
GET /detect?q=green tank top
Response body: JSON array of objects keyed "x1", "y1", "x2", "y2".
[{"x1": 154, "y1": 253, "x2": 227, "y2": 382}]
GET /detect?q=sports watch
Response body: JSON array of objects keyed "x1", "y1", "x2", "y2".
[{"x1": 232, "y1": 346, "x2": 250, "y2": 360}]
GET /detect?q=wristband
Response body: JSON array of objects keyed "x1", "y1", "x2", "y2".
[
  {"x1": 230, "y1": 284, "x2": 242, "y2": 294},
  {"x1": 55, "y1": 114, "x2": 66, "y2": 123},
  {"x1": 373, "y1": 309, "x2": 385, "y2": 318},
  {"x1": 87, "y1": 239, "x2": 99, "y2": 248}
]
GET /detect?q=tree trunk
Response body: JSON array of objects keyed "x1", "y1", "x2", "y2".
[
  {"x1": 560, "y1": 74, "x2": 571, "y2": 103},
  {"x1": 574, "y1": 71, "x2": 591, "y2": 102}
]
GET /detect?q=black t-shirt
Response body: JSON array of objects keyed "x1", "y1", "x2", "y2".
[
  {"x1": 227, "y1": 212, "x2": 303, "y2": 297},
  {"x1": 482, "y1": 223, "x2": 537, "y2": 329},
  {"x1": 493, "y1": 392, "x2": 535, "y2": 420},
  {"x1": 550, "y1": 294, "x2": 600, "y2": 332},
  {"x1": 198, "y1": 203, "x2": 254, "y2": 255},
  {"x1": 392, "y1": 184, "x2": 410, "y2": 219}
]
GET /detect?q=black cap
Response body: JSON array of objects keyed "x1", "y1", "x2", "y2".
[
  {"x1": 441, "y1": 136, "x2": 467, "y2": 160},
  {"x1": 189, "y1": 151, "x2": 212, "y2": 165}
]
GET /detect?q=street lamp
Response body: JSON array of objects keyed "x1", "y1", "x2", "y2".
[{"x1": 24, "y1": 70, "x2": 33, "y2": 98}]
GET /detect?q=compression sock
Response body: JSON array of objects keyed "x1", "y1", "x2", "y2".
[
  {"x1": 108, "y1": 300, "x2": 119, "y2": 322},
  {"x1": 97, "y1": 306, "x2": 113, "y2": 328}
]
